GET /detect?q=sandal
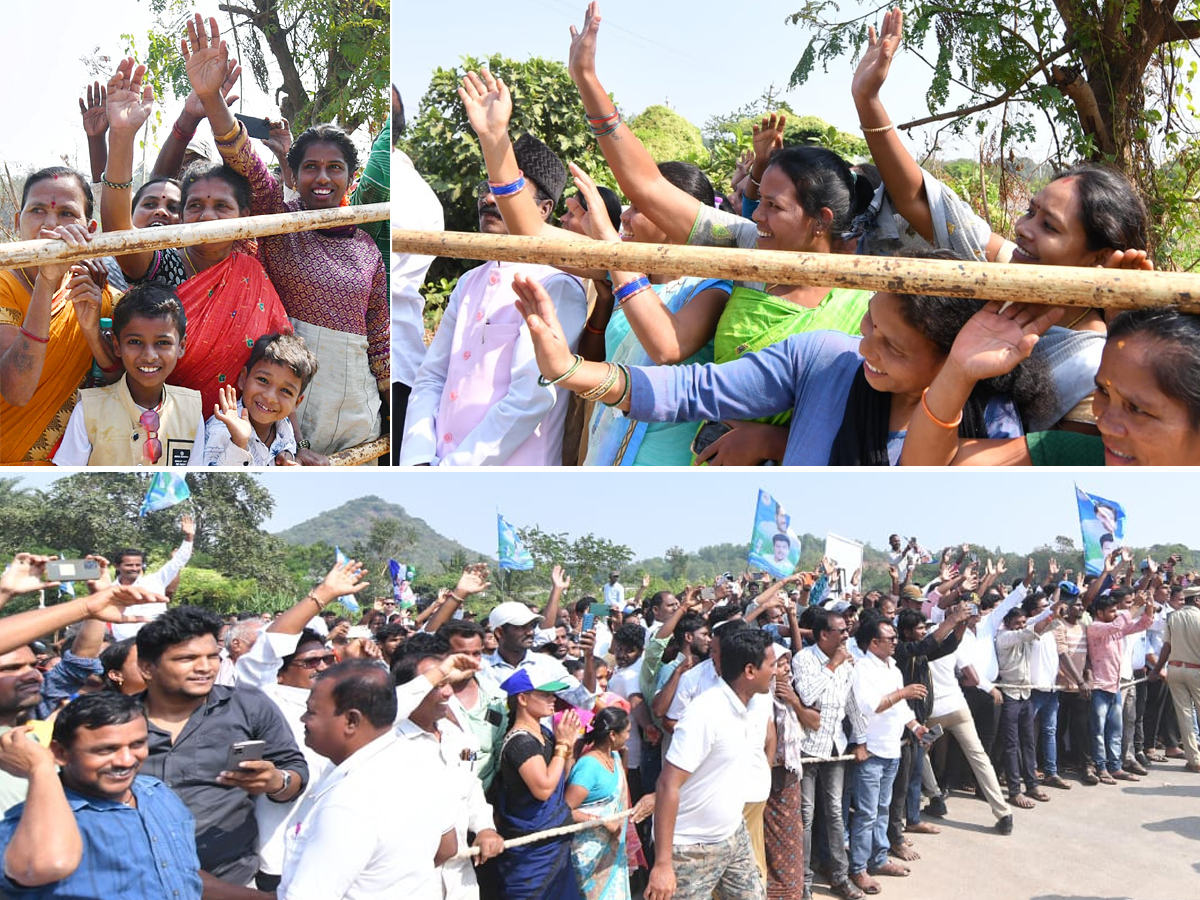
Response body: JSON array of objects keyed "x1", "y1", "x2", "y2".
[
  {"x1": 1097, "y1": 771, "x2": 1117, "y2": 785},
  {"x1": 1010, "y1": 793, "x2": 1035, "y2": 809},
  {"x1": 850, "y1": 873, "x2": 882, "y2": 895},
  {"x1": 1026, "y1": 788, "x2": 1050, "y2": 802},
  {"x1": 869, "y1": 861, "x2": 911, "y2": 877}
]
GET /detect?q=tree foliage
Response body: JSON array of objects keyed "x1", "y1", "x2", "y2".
[
  {"x1": 135, "y1": 0, "x2": 388, "y2": 134},
  {"x1": 785, "y1": 0, "x2": 1200, "y2": 266},
  {"x1": 628, "y1": 105, "x2": 707, "y2": 166},
  {"x1": 506, "y1": 526, "x2": 634, "y2": 598}
]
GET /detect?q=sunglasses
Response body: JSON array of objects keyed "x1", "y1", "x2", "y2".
[
  {"x1": 139, "y1": 408, "x2": 162, "y2": 464},
  {"x1": 291, "y1": 653, "x2": 337, "y2": 670}
]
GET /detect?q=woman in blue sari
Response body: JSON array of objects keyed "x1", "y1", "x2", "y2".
[{"x1": 495, "y1": 669, "x2": 585, "y2": 900}]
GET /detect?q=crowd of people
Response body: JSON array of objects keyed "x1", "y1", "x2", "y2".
[
  {"x1": 1, "y1": 13, "x2": 390, "y2": 467},
  {"x1": 2, "y1": 523, "x2": 1199, "y2": 900},
  {"x1": 392, "y1": 2, "x2": 1200, "y2": 467}
]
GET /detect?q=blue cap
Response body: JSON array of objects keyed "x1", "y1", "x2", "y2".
[
  {"x1": 1058, "y1": 581, "x2": 1081, "y2": 597},
  {"x1": 498, "y1": 669, "x2": 570, "y2": 696}
]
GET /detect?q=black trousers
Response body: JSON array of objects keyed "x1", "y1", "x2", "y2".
[
  {"x1": 1000, "y1": 694, "x2": 1038, "y2": 795},
  {"x1": 390, "y1": 381, "x2": 412, "y2": 465},
  {"x1": 1057, "y1": 691, "x2": 1093, "y2": 767}
]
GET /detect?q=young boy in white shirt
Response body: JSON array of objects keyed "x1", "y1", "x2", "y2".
[{"x1": 204, "y1": 332, "x2": 317, "y2": 466}]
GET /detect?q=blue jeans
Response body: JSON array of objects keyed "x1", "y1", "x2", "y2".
[
  {"x1": 1030, "y1": 689, "x2": 1060, "y2": 777},
  {"x1": 849, "y1": 754, "x2": 899, "y2": 874},
  {"x1": 1090, "y1": 688, "x2": 1124, "y2": 773}
]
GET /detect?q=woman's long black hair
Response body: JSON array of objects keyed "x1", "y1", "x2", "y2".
[{"x1": 828, "y1": 251, "x2": 1056, "y2": 465}]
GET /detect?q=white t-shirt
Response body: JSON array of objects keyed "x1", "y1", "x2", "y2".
[
  {"x1": 666, "y1": 658, "x2": 721, "y2": 722},
  {"x1": 280, "y1": 733, "x2": 453, "y2": 900},
  {"x1": 665, "y1": 680, "x2": 771, "y2": 844},
  {"x1": 108, "y1": 540, "x2": 194, "y2": 640},
  {"x1": 607, "y1": 661, "x2": 643, "y2": 768},
  {"x1": 851, "y1": 652, "x2": 909, "y2": 759},
  {"x1": 603, "y1": 582, "x2": 625, "y2": 611}
]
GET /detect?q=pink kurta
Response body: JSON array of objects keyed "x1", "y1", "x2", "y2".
[{"x1": 434, "y1": 262, "x2": 583, "y2": 465}]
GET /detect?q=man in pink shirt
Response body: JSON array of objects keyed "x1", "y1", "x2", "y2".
[{"x1": 1086, "y1": 590, "x2": 1153, "y2": 783}]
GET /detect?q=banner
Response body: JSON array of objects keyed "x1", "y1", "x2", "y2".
[
  {"x1": 825, "y1": 533, "x2": 864, "y2": 600},
  {"x1": 333, "y1": 546, "x2": 360, "y2": 613},
  {"x1": 498, "y1": 514, "x2": 534, "y2": 571},
  {"x1": 1076, "y1": 485, "x2": 1126, "y2": 576},
  {"x1": 139, "y1": 473, "x2": 190, "y2": 516},
  {"x1": 747, "y1": 490, "x2": 802, "y2": 580}
]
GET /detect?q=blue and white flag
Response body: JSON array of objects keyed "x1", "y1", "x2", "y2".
[
  {"x1": 747, "y1": 489, "x2": 802, "y2": 580},
  {"x1": 139, "y1": 473, "x2": 190, "y2": 516},
  {"x1": 334, "y1": 546, "x2": 360, "y2": 613},
  {"x1": 388, "y1": 559, "x2": 403, "y2": 600},
  {"x1": 498, "y1": 514, "x2": 534, "y2": 571},
  {"x1": 1076, "y1": 485, "x2": 1126, "y2": 576},
  {"x1": 58, "y1": 551, "x2": 75, "y2": 598}
]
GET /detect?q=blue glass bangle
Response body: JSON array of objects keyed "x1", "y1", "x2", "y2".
[
  {"x1": 613, "y1": 276, "x2": 651, "y2": 306},
  {"x1": 488, "y1": 176, "x2": 526, "y2": 197}
]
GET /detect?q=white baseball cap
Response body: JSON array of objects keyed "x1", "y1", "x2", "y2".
[{"x1": 489, "y1": 601, "x2": 543, "y2": 630}]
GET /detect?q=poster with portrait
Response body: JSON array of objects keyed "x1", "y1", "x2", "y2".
[
  {"x1": 1076, "y1": 485, "x2": 1126, "y2": 576},
  {"x1": 748, "y1": 489, "x2": 802, "y2": 579}
]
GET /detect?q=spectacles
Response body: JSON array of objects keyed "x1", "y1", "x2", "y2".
[
  {"x1": 291, "y1": 653, "x2": 337, "y2": 670},
  {"x1": 139, "y1": 408, "x2": 162, "y2": 464}
]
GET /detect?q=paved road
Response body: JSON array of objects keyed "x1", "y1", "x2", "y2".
[{"x1": 809, "y1": 756, "x2": 1200, "y2": 900}]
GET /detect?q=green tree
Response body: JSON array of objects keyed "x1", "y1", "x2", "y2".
[
  {"x1": 628, "y1": 105, "x2": 707, "y2": 165},
  {"x1": 135, "y1": 0, "x2": 389, "y2": 133},
  {"x1": 785, "y1": 0, "x2": 1200, "y2": 265},
  {"x1": 666, "y1": 545, "x2": 689, "y2": 582}
]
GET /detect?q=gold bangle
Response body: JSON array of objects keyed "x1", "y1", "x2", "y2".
[
  {"x1": 579, "y1": 363, "x2": 619, "y2": 402},
  {"x1": 860, "y1": 122, "x2": 894, "y2": 134},
  {"x1": 306, "y1": 594, "x2": 325, "y2": 609},
  {"x1": 213, "y1": 121, "x2": 241, "y2": 143}
]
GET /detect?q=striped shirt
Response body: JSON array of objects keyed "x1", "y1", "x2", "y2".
[{"x1": 792, "y1": 643, "x2": 867, "y2": 758}]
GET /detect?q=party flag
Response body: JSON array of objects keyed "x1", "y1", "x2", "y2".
[
  {"x1": 747, "y1": 489, "x2": 802, "y2": 580},
  {"x1": 139, "y1": 473, "x2": 191, "y2": 516},
  {"x1": 498, "y1": 514, "x2": 534, "y2": 571},
  {"x1": 334, "y1": 546, "x2": 360, "y2": 613},
  {"x1": 1076, "y1": 485, "x2": 1126, "y2": 576}
]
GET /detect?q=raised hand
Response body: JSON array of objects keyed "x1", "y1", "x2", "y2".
[
  {"x1": 264, "y1": 118, "x2": 293, "y2": 167},
  {"x1": 83, "y1": 584, "x2": 166, "y2": 623},
  {"x1": 1048, "y1": 557, "x2": 1059, "y2": 577},
  {"x1": 995, "y1": 557, "x2": 1007, "y2": 575},
  {"x1": 105, "y1": 57, "x2": 155, "y2": 134},
  {"x1": 0, "y1": 726, "x2": 56, "y2": 780},
  {"x1": 84, "y1": 555, "x2": 112, "y2": 593},
  {"x1": 947, "y1": 301, "x2": 1064, "y2": 381},
  {"x1": 568, "y1": 1, "x2": 603, "y2": 84},
  {"x1": 554, "y1": 707, "x2": 581, "y2": 745},
  {"x1": 320, "y1": 558, "x2": 370, "y2": 600},
  {"x1": 182, "y1": 14, "x2": 231, "y2": 100},
  {"x1": 1098, "y1": 248, "x2": 1153, "y2": 271},
  {"x1": 551, "y1": 564, "x2": 571, "y2": 591},
  {"x1": 456, "y1": 562, "x2": 492, "y2": 597},
  {"x1": 458, "y1": 69, "x2": 513, "y2": 144},
  {"x1": 213, "y1": 384, "x2": 254, "y2": 450},
  {"x1": 569, "y1": 163, "x2": 621, "y2": 243},
  {"x1": 751, "y1": 113, "x2": 787, "y2": 167},
  {"x1": 182, "y1": 56, "x2": 241, "y2": 119},
  {"x1": 79, "y1": 81, "x2": 108, "y2": 137},
  {"x1": 513, "y1": 273, "x2": 577, "y2": 380},
  {"x1": 851, "y1": 6, "x2": 904, "y2": 103},
  {"x1": 180, "y1": 513, "x2": 196, "y2": 542}
]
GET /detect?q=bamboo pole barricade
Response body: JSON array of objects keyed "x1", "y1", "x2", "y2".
[
  {"x1": 0, "y1": 203, "x2": 391, "y2": 466},
  {"x1": 391, "y1": 229, "x2": 1200, "y2": 312},
  {"x1": 0, "y1": 204, "x2": 389, "y2": 269}
]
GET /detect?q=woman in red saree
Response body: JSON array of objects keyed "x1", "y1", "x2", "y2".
[{"x1": 100, "y1": 57, "x2": 290, "y2": 417}]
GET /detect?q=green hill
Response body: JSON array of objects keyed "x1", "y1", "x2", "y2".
[{"x1": 273, "y1": 495, "x2": 492, "y2": 575}]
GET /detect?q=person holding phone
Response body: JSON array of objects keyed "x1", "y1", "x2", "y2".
[{"x1": 136, "y1": 605, "x2": 307, "y2": 892}]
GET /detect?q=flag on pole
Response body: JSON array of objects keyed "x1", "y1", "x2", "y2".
[
  {"x1": 58, "y1": 551, "x2": 75, "y2": 599},
  {"x1": 139, "y1": 473, "x2": 191, "y2": 516},
  {"x1": 498, "y1": 515, "x2": 534, "y2": 571},
  {"x1": 387, "y1": 558, "x2": 403, "y2": 600},
  {"x1": 334, "y1": 546, "x2": 360, "y2": 613},
  {"x1": 1076, "y1": 485, "x2": 1126, "y2": 576},
  {"x1": 747, "y1": 490, "x2": 802, "y2": 579}
]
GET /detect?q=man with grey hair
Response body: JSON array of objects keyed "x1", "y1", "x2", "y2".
[{"x1": 216, "y1": 617, "x2": 263, "y2": 686}]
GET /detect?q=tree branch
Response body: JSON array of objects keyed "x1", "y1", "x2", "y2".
[
  {"x1": 1165, "y1": 19, "x2": 1200, "y2": 42},
  {"x1": 899, "y1": 42, "x2": 1077, "y2": 130}
]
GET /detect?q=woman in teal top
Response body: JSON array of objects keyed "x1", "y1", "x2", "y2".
[{"x1": 565, "y1": 707, "x2": 650, "y2": 900}]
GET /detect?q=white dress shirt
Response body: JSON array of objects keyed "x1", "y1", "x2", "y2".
[
  {"x1": 851, "y1": 651, "x2": 910, "y2": 759},
  {"x1": 109, "y1": 540, "x2": 194, "y2": 640},
  {"x1": 391, "y1": 150, "x2": 444, "y2": 388},
  {"x1": 280, "y1": 732, "x2": 453, "y2": 900}
]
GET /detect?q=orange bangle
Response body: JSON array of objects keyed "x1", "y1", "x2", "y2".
[
  {"x1": 920, "y1": 387, "x2": 963, "y2": 429},
  {"x1": 585, "y1": 322, "x2": 606, "y2": 335}
]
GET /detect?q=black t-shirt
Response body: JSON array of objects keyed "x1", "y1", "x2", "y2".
[{"x1": 499, "y1": 727, "x2": 553, "y2": 807}]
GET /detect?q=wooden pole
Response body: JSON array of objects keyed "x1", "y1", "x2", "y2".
[
  {"x1": 0, "y1": 204, "x2": 389, "y2": 269},
  {"x1": 328, "y1": 436, "x2": 390, "y2": 466},
  {"x1": 392, "y1": 229, "x2": 1200, "y2": 311},
  {"x1": 452, "y1": 808, "x2": 636, "y2": 859}
]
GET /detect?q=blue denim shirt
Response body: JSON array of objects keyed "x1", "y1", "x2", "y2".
[{"x1": 0, "y1": 775, "x2": 202, "y2": 899}]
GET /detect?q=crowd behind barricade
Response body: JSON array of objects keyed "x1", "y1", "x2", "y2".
[
  {"x1": 1, "y1": 12, "x2": 390, "y2": 468},
  {"x1": 393, "y1": 2, "x2": 1200, "y2": 467},
  {"x1": 2, "y1": 525, "x2": 1199, "y2": 900}
]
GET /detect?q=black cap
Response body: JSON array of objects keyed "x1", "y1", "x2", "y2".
[{"x1": 513, "y1": 133, "x2": 568, "y2": 205}]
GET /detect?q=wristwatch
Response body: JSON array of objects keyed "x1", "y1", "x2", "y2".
[
  {"x1": 267, "y1": 769, "x2": 293, "y2": 800},
  {"x1": 297, "y1": 440, "x2": 311, "y2": 450}
]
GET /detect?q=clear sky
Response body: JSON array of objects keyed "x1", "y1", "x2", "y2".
[
  {"x1": 8, "y1": 471, "x2": 1194, "y2": 561},
  {"x1": 1, "y1": 2, "x2": 373, "y2": 185},
  {"x1": 393, "y1": 0, "x2": 1047, "y2": 162}
]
